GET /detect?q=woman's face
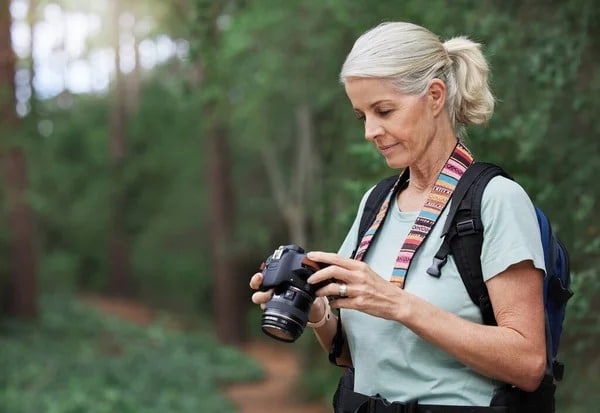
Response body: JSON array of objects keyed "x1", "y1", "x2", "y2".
[{"x1": 344, "y1": 77, "x2": 439, "y2": 169}]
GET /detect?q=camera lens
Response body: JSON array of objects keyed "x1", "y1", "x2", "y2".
[{"x1": 261, "y1": 285, "x2": 315, "y2": 342}]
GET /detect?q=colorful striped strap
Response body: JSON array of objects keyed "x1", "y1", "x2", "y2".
[{"x1": 354, "y1": 142, "x2": 474, "y2": 288}]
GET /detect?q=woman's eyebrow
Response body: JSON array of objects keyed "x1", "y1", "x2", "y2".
[
  {"x1": 369, "y1": 99, "x2": 394, "y2": 108},
  {"x1": 353, "y1": 99, "x2": 394, "y2": 113}
]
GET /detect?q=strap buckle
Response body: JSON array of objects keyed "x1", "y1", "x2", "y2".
[
  {"x1": 426, "y1": 256, "x2": 447, "y2": 278},
  {"x1": 456, "y1": 219, "x2": 477, "y2": 236}
]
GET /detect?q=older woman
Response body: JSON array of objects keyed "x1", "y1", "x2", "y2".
[{"x1": 251, "y1": 22, "x2": 546, "y2": 412}]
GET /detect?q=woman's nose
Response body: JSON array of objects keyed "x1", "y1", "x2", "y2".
[{"x1": 364, "y1": 117, "x2": 383, "y2": 141}]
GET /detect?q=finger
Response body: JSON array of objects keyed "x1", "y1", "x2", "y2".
[
  {"x1": 307, "y1": 251, "x2": 363, "y2": 270},
  {"x1": 307, "y1": 265, "x2": 342, "y2": 285},
  {"x1": 315, "y1": 281, "x2": 351, "y2": 299},
  {"x1": 307, "y1": 264, "x2": 355, "y2": 285},
  {"x1": 328, "y1": 297, "x2": 352, "y2": 309},
  {"x1": 251, "y1": 289, "x2": 273, "y2": 305},
  {"x1": 249, "y1": 273, "x2": 264, "y2": 290}
]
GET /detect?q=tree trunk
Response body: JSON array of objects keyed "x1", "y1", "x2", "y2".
[
  {"x1": 194, "y1": 1, "x2": 247, "y2": 345},
  {"x1": 0, "y1": 0, "x2": 15, "y2": 117},
  {"x1": 2, "y1": 149, "x2": 38, "y2": 317},
  {"x1": 0, "y1": 0, "x2": 38, "y2": 318},
  {"x1": 205, "y1": 124, "x2": 245, "y2": 344},
  {"x1": 107, "y1": 1, "x2": 132, "y2": 296},
  {"x1": 26, "y1": 0, "x2": 37, "y2": 114},
  {"x1": 125, "y1": 14, "x2": 140, "y2": 115},
  {"x1": 260, "y1": 103, "x2": 318, "y2": 248}
]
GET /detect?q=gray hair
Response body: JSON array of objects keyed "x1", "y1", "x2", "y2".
[{"x1": 340, "y1": 22, "x2": 495, "y2": 138}]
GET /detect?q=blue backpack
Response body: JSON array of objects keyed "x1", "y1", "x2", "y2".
[{"x1": 355, "y1": 162, "x2": 573, "y2": 411}]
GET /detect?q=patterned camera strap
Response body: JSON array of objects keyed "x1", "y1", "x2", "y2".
[{"x1": 354, "y1": 141, "x2": 474, "y2": 288}]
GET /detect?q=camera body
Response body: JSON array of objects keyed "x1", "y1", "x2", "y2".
[
  {"x1": 260, "y1": 244, "x2": 320, "y2": 292},
  {"x1": 260, "y1": 245, "x2": 326, "y2": 342}
]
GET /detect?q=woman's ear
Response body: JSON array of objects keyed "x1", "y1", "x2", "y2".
[{"x1": 428, "y1": 78, "x2": 446, "y2": 117}]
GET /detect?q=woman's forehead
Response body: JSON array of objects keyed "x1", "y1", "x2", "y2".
[{"x1": 344, "y1": 78, "x2": 414, "y2": 108}]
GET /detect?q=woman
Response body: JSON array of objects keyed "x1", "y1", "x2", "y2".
[{"x1": 250, "y1": 21, "x2": 546, "y2": 411}]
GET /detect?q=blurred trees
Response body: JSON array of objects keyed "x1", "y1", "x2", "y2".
[{"x1": 0, "y1": 0, "x2": 598, "y2": 410}]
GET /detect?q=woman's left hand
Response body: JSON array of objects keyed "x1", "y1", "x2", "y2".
[{"x1": 306, "y1": 251, "x2": 406, "y2": 320}]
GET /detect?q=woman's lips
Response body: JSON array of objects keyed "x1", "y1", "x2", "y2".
[{"x1": 377, "y1": 143, "x2": 399, "y2": 154}]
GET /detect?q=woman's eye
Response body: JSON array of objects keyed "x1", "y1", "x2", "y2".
[{"x1": 353, "y1": 108, "x2": 391, "y2": 122}]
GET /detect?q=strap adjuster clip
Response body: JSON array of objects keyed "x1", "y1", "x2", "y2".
[{"x1": 456, "y1": 219, "x2": 476, "y2": 236}]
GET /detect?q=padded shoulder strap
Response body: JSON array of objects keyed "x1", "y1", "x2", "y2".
[
  {"x1": 442, "y1": 162, "x2": 509, "y2": 236},
  {"x1": 352, "y1": 172, "x2": 407, "y2": 258},
  {"x1": 444, "y1": 162, "x2": 511, "y2": 325}
]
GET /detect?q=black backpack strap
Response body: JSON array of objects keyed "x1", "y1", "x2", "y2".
[
  {"x1": 331, "y1": 170, "x2": 409, "y2": 366},
  {"x1": 351, "y1": 170, "x2": 408, "y2": 259},
  {"x1": 329, "y1": 313, "x2": 348, "y2": 366},
  {"x1": 428, "y1": 162, "x2": 511, "y2": 326}
]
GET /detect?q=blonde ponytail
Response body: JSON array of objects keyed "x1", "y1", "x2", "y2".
[{"x1": 443, "y1": 37, "x2": 495, "y2": 133}]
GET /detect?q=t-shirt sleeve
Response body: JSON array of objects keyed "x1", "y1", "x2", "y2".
[
  {"x1": 337, "y1": 186, "x2": 375, "y2": 258},
  {"x1": 480, "y1": 176, "x2": 546, "y2": 282}
]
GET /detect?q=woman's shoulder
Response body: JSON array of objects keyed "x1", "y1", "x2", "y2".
[
  {"x1": 478, "y1": 174, "x2": 545, "y2": 280},
  {"x1": 482, "y1": 175, "x2": 532, "y2": 205}
]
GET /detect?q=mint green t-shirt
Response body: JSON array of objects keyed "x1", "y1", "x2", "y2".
[{"x1": 337, "y1": 176, "x2": 545, "y2": 406}]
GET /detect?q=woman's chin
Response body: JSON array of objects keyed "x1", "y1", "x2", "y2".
[{"x1": 383, "y1": 156, "x2": 408, "y2": 170}]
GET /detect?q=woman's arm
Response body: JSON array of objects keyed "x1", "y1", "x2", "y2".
[
  {"x1": 398, "y1": 260, "x2": 546, "y2": 391},
  {"x1": 307, "y1": 253, "x2": 546, "y2": 391}
]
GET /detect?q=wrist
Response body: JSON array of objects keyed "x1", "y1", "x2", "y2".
[{"x1": 307, "y1": 297, "x2": 331, "y2": 328}]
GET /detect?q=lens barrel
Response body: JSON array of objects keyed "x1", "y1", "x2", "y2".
[{"x1": 261, "y1": 285, "x2": 315, "y2": 342}]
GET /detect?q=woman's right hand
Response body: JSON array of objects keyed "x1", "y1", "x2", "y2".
[{"x1": 249, "y1": 272, "x2": 273, "y2": 309}]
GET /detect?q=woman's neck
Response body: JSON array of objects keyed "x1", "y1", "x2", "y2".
[{"x1": 408, "y1": 137, "x2": 459, "y2": 193}]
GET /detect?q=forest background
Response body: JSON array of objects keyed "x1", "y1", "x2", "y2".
[{"x1": 0, "y1": 0, "x2": 598, "y2": 412}]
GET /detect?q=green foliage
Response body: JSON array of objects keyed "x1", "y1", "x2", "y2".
[
  {"x1": 556, "y1": 267, "x2": 600, "y2": 412},
  {"x1": 124, "y1": 65, "x2": 211, "y2": 310},
  {"x1": 23, "y1": 97, "x2": 111, "y2": 291},
  {"x1": 23, "y1": 62, "x2": 213, "y2": 308},
  {"x1": 0, "y1": 294, "x2": 263, "y2": 413}
]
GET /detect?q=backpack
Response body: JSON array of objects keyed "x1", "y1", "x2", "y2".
[{"x1": 351, "y1": 161, "x2": 573, "y2": 412}]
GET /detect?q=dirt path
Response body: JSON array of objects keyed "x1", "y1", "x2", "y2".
[
  {"x1": 225, "y1": 339, "x2": 330, "y2": 413},
  {"x1": 81, "y1": 294, "x2": 330, "y2": 413}
]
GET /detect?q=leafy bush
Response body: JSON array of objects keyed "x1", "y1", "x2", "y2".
[{"x1": 0, "y1": 294, "x2": 263, "y2": 413}]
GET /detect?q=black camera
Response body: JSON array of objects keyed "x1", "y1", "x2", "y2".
[{"x1": 259, "y1": 245, "x2": 327, "y2": 342}]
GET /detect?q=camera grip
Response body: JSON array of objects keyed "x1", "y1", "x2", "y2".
[{"x1": 301, "y1": 256, "x2": 323, "y2": 272}]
